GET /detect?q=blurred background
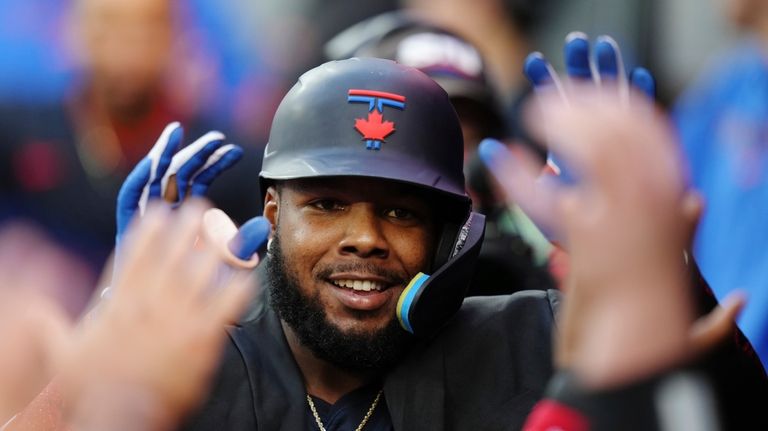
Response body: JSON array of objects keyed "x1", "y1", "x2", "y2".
[{"x1": 0, "y1": 0, "x2": 740, "y2": 122}]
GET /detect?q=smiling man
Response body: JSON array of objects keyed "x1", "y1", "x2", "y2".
[{"x1": 179, "y1": 57, "x2": 557, "y2": 431}]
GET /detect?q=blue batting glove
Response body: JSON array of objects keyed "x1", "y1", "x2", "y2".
[
  {"x1": 115, "y1": 122, "x2": 243, "y2": 245},
  {"x1": 523, "y1": 32, "x2": 656, "y2": 185}
]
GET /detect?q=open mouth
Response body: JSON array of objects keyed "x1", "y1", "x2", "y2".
[
  {"x1": 330, "y1": 279, "x2": 388, "y2": 292},
  {"x1": 323, "y1": 271, "x2": 406, "y2": 311}
]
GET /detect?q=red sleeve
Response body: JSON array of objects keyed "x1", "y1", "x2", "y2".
[
  {"x1": 523, "y1": 399, "x2": 590, "y2": 431},
  {"x1": 4, "y1": 381, "x2": 71, "y2": 431}
]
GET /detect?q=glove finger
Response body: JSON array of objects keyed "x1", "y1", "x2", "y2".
[
  {"x1": 115, "y1": 158, "x2": 152, "y2": 243},
  {"x1": 188, "y1": 144, "x2": 244, "y2": 198},
  {"x1": 229, "y1": 216, "x2": 271, "y2": 261},
  {"x1": 524, "y1": 52, "x2": 557, "y2": 87},
  {"x1": 162, "y1": 131, "x2": 226, "y2": 203},
  {"x1": 139, "y1": 122, "x2": 184, "y2": 213},
  {"x1": 525, "y1": 53, "x2": 570, "y2": 180},
  {"x1": 478, "y1": 138, "x2": 563, "y2": 241},
  {"x1": 595, "y1": 35, "x2": 628, "y2": 85},
  {"x1": 564, "y1": 32, "x2": 594, "y2": 82},
  {"x1": 630, "y1": 67, "x2": 656, "y2": 101}
]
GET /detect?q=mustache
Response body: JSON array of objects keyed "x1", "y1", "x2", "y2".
[{"x1": 315, "y1": 262, "x2": 410, "y2": 286}]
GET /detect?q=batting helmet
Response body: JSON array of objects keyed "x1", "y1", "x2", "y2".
[{"x1": 325, "y1": 11, "x2": 505, "y2": 140}]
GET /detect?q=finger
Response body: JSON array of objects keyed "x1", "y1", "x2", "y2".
[
  {"x1": 524, "y1": 53, "x2": 571, "y2": 182},
  {"x1": 594, "y1": 35, "x2": 628, "y2": 102},
  {"x1": 524, "y1": 52, "x2": 566, "y2": 95},
  {"x1": 162, "y1": 131, "x2": 226, "y2": 203},
  {"x1": 690, "y1": 292, "x2": 746, "y2": 354},
  {"x1": 229, "y1": 216, "x2": 271, "y2": 261},
  {"x1": 478, "y1": 138, "x2": 563, "y2": 239},
  {"x1": 35, "y1": 300, "x2": 73, "y2": 374},
  {"x1": 158, "y1": 200, "x2": 211, "y2": 279},
  {"x1": 116, "y1": 158, "x2": 152, "y2": 243},
  {"x1": 564, "y1": 32, "x2": 594, "y2": 82},
  {"x1": 177, "y1": 241, "x2": 222, "y2": 304},
  {"x1": 205, "y1": 271, "x2": 255, "y2": 326},
  {"x1": 112, "y1": 203, "x2": 172, "y2": 295},
  {"x1": 139, "y1": 122, "x2": 184, "y2": 214},
  {"x1": 528, "y1": 89, "x2": 669, "y2": 184},
  {"x1": 680, "y1": 190, "x2": 704, "y2": 247},
  {"x1": 188, "y1": 144, "x2": 244, "y2": 198},
  {"x1": 629, "y1": 67, "x2": 656, "y2": 101},
  {"x1": 202, "y1": 209, "x2": 266, "y2": 270}
]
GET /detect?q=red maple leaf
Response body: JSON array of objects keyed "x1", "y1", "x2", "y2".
[{"x1": 354, "y1": 111, "x2": 395, "y2": 141}]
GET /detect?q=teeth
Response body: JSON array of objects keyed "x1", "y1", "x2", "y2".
[{"x1": 332, "y1": 279, "x2": 385, "y2": 291}]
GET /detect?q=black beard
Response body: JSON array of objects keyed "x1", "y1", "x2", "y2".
[{"x1": 266, "y1": 232, "x2": 415, "y2": 374}]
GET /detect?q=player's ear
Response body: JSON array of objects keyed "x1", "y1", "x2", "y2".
[{"x1": 263, "y1": 186, "x2": 279, "y2": 234}]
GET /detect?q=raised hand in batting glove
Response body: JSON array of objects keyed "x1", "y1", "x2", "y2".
[
  {"x1": 114, "y1": 122, "x2": 270, "y2": 274},
  {"x1": 481, "y1": 58, "x2": 747, "y2": 379},
  {"x1": 481, "y1": 33, "x2": 656, "y2": 243}
]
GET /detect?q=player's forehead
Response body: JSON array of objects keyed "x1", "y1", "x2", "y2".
[{"x1": 279, "y1": 176, "x2": 436, "y2": 202}]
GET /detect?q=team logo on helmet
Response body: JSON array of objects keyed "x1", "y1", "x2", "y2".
[{"x1": 348, "y1": 89, "x2": 406, "y2": 150}]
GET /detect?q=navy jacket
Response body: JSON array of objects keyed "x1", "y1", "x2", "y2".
[{"x1": 180, "y1": 289, "x2": 559, "y2": 431}]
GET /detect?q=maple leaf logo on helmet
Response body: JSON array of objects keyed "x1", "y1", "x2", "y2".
[{"x1": 348, "y1": 89, "x2": 406, "y2": 150}]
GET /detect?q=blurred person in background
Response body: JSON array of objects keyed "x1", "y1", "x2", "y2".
[
  {"x1": 325, "y1": 11, "x2": 555, "y2": 296},
  {"x1": 673, "y1": 0, "x2": 768, "y2": 367},
  {"x1": 0, "y1": 0, "x2": 261, "y2": 288},
  {"x1": 403, "y1": 0, "x2": 556, "y2": 159},
  {"x1": 401, "y1": 0, "x2": 578, "y2": 285}
]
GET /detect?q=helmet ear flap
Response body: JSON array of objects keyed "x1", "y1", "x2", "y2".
[{"x1": 397, "y1": 212, "x2": 486, "y2": 338}]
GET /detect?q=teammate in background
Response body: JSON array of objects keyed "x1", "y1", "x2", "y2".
[
  {"x1": 0, "y1": 0, "x2": 261, "y2": 287},
  {"x1": 673, "y1": 0, "x2": 768, "y2": 367},
  {"x1": 403, "y1": 0, "x2": 557, "y2": 157}
]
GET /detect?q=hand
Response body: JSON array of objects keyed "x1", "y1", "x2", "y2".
[
  {"x1": 60, "y1": 201, "x2": 255, "y2": 431},
  {"x1": 115, "y1": 122, "x2": 243, "y2": 245},
  {"x1": 509, "y1": 32, "x2": 656, "y2": 242},
  {"x1": 481, "y1": 87, "x2": 694, "y2": 389},
  {"x1": 115, "y1": 122, "x2": 267, "y2": 273},
  {"x1": 0, "y1": 224, "x2": 74, "y2": 424}
]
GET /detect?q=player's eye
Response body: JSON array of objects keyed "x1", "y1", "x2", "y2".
[
  {"x1": 310, "y1": 199, "x2": 344, "y2": 211},
  {"x1": 385, "y1": 208, "x2": 415, "y2": 220}
]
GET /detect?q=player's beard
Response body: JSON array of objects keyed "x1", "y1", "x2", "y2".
[{"x1": 266, "y1": 231, "x2": 415, "y2": 374}]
